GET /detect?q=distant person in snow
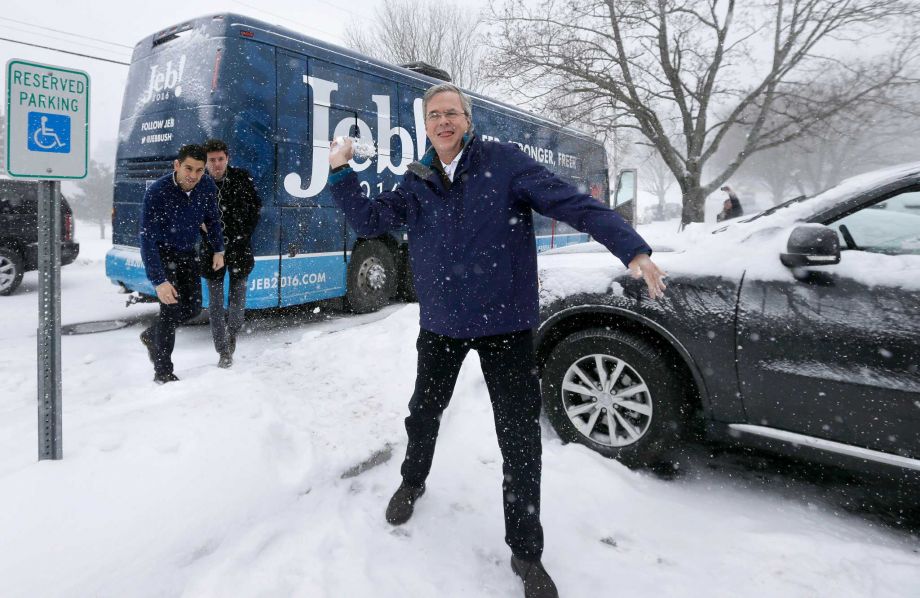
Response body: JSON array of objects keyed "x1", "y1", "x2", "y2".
[
  {"x1": 139, "y1": 144, "x2": 224, "y2": 384},
  {"x1": 199, "y1": 139, "x2": 262, "y2": 369},
  {"x1": 717, "y1": 185, "x2": 744, "y2": 221},
  {"x1": 327, "y1": 82, "x2": 666, "y2": 598}
]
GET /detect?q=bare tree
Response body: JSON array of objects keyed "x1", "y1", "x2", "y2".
[
  {"x1": 731, "y1": 85, "x2": 920, "y2": 203},
  {"x1": 344, "y1": 0, "x2": 487, "y2": 91},
  {"x1": 641, "y1": 148, "x2": 676, "y2": 211},
  {"x1": 69, "y1": 160, "x2": 113, "y2": 239},
  {"x1": 716, "y1": 121, "x2": 799, "y2": 204},
  {"x1": 788, "y1": 105, "x2": 920, "y2": 196},
  {"x1": 744, "y1": 148, "x2": 799, "y2": 204},
  {"x1": 488, "y1": 0, "x2": 920, "y2": 224}
]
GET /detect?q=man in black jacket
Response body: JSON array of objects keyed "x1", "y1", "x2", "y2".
[{"x1": 200, "y1": 139, "x2": 262, "y2": 368}]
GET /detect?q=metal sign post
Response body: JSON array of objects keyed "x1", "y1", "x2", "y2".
[
  {"x1": 37, "y1": 180, "x2": 63, "y2": 459},
  {"x1": 6, "y1": 59, "x2": 90, "y2": 460}
]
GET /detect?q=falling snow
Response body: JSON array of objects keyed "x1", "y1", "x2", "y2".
[{"x1": 0, "y1": 224, "x2": 916, "y2": 597}]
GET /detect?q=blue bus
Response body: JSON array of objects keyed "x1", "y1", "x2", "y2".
[{"x1": 106, "y1": 13, "x2": 620, "y2": 312}]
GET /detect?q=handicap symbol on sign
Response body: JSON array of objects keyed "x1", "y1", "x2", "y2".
[{"x1": 27, "y1": 112, "x2": 71, "y2": 154}]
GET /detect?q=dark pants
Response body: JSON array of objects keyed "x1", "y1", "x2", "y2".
[
  {"x1": 144, "y1": 251, "x2": 201, "y2": 376},
  {"x1": 206, "y1": 272, "x2": 248, "y2": 355},
  {"x1": 400, "y1": 328, "x2": 544, "y2": 561}
]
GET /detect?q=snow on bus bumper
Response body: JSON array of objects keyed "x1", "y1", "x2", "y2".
[{"x1": 105, "y1": 245, "x2": 155, "y2": 296}]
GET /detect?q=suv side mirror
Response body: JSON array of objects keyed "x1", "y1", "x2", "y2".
[{"x1": 780, "y1": 225, "x2": 841, "y2": 267}]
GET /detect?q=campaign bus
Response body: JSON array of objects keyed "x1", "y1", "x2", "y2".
[{"x1": 106, "y1": 13, "x2": 624, "y2": 312}]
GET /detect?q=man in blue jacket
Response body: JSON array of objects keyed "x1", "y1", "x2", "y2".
[
  {"x1": 328, "y1": 83, "x2": 666, "y2": 598},
  {"x1": 140, "y1": 144, "x2": 225, "y2": 384}
]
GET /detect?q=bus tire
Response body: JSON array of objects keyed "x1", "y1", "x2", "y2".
[{"x1": 346, "y1": 240, "x2": 397, "y2": 313}]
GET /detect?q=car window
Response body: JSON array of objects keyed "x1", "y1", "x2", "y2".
[
  {"x1": 831, "y1": 191, "x2": 920, "y2": 255},
  {"x1": 0, "y1": 182, "x2": 38, "y2": 214}
]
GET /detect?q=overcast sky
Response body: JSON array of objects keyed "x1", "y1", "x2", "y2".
[{"x1": 1, "y1": 0, "x2": 454, "y2": 163}]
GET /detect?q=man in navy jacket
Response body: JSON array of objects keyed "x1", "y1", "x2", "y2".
[
  {"x1": 328, "y1": 83, "x2": 665, "y2": 598},
  {"x1": 140, "y1": 144, "x2": 225, "y2": 384}
]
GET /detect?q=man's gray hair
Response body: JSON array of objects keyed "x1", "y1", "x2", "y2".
[{"x1": 422, "y1": 83, "x2": 473, "y2": 129}]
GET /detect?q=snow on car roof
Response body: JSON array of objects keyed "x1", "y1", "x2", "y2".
[{"x1": 539, "y1": 162, "x2": 920, "y2": 301}]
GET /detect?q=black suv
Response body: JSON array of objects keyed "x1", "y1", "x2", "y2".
[
  {"x1": 0, "y1": 179, "x2": 79, "y2": 295},
  {"x1": 536, "y1": 163, "x2": 920, "y2": 479}
]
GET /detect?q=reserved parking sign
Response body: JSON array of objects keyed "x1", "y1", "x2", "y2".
[{"x1": 5, "y1": 59, "x2": 89, "y2": 179}]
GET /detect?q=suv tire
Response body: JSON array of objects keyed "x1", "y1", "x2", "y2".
[
  {"x1": 541, "y1": 328, "x2": 687, "y2": 468},
  {"x1": 0, "y1": 247, "x2": 24, "y2": 296}
]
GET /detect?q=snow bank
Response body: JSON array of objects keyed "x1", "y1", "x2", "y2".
[{"x1": 0, "y1": 223, "x2": 917, "y2": 597}]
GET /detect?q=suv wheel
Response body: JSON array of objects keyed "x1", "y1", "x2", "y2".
[
  {"x1": 0, "y1": 248, "x2": 24, "y2": 296},
  {"x1": 541, "y1": 328, "x2": 686, "y2": 468}
]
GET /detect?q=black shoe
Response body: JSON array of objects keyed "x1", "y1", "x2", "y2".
[
  {"x1": 154, "y1": 372, "x2": 180, "y2": 385},
  {"x1": 228, "y1": 334, "x2": 237, "y2": 356},
  {"x1": 385, "y1": 481, "x2": 425, "y2": 525},
  {"x1": 140, "y1": 329, "x2": 156, "y2": 364},
  {"x1": 511, "y1": 556, "x2": 559, "y2": 598},
  {"x1": 217, "y1": 353, "x2": 233, "y2": 369}
]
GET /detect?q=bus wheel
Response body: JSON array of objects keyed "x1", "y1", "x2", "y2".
[{"x1": 346, "y1": 240, "x2": 397, "y2": 313}]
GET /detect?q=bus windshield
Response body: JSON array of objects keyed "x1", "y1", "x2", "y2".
[{"x1": 121, "y1": 30, "x2": 221, "y2": 122}]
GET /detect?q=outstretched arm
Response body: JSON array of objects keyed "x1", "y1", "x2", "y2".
[{"x1": 512, "y1": 153, "x2": 666, "y2": 299}]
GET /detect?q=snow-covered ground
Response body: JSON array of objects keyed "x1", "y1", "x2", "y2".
[{"x1": 1, "y1": 224, "x2": 918, "y2": 597}]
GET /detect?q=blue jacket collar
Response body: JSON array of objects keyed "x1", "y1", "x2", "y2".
[{"x1": 409, "y1": 133, "x2": 476, "y2": 182}]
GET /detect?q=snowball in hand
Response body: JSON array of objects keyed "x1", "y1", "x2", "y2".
[{"x1": 334, "y1": 136, "x2": 376, "y2": 159}]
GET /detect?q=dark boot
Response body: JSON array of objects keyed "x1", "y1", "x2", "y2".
[
  {"x1": 140, "y1": 329, "x2": 156, "y2": 364},
  {"x1": 385, "y1": 481, "x2": 425, "y2": 525},
  {"x1": 154, "y1": 372, "x2": 180, "y2": 385},
  {"x1": 511, "y1": 556, "x2": 558, "y2": 598},
  {"x1": 228, "y1": 333, "x2": 237, "y2": 356},
  {"x1": 217, "y1": 353, "x2": 233, "y2": 369}
]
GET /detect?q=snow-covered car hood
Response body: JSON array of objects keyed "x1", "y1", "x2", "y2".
[{"x1": 538, "y1": 162, "x2": 920, "y2": 304}]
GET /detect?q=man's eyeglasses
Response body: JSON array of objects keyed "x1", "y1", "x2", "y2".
[{"x1": 425, "y1": 110, "x2": 467, "y2": 122}]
